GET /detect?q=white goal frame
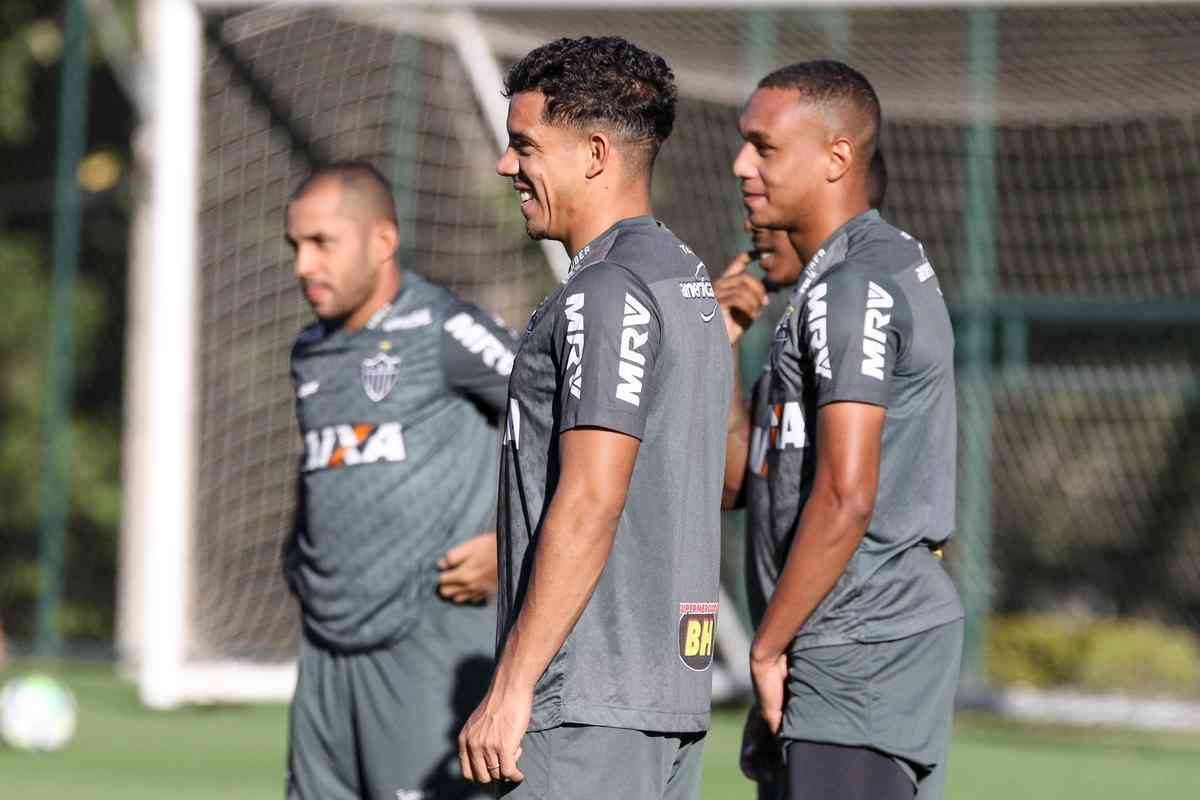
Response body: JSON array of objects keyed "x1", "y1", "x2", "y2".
[
  {"x1": 123, "y1": 0, "x2": 1145, "y2": 709},
  {"x1": 127, "y1": 0, "x2": 748, "y2": 709}
]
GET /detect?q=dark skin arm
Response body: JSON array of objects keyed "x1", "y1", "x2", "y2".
[
  {"x1": 457, "y1": 427, "x2": 639, "y2": 785},
  {"x1": 714, "y1": 252, "x2": 769, "y2": 508},
  {"x1": 749, "y1": 401, "x2": 885, "y2": 734},
  {"x1": 723, "y1": 345, "x2": 751, "y2": 509}
]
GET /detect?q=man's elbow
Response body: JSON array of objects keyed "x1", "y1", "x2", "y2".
[
  {"x1": 557, "y1": 483, "x2": 626, "y2": 531},
  {"x1": 825, "y1": 482, "x2": 877, "y2": 531}
]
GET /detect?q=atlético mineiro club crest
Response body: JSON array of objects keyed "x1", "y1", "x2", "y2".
[{"x1": 361, "y1": 352, "x2": 401, "y2": 402}]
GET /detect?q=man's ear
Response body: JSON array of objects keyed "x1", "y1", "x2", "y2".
[
  {"x1": 585, "y1": 131, "x2": 611, "y2": 180},
  {"x1": 372, "y1": 219, "x2": 399, "y2": 265},
  {"x1": 827, "y1": 136, "x2": 854, "y2": 182}
]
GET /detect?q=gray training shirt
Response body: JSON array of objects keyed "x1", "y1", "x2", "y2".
[
  {"x1": 744, "y1": 210, "x2": 963, "y2": 649},
  {"x1": 496, "y1": 217, "x2": 734, "y2": 733},
  {"x1": 285, "y1": 271, "x2": 518, "y2": 652}
]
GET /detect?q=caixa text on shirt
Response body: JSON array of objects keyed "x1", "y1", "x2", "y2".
[
  {"x1": 748, "y1": 401, "x2": 808, "y2": 476},
  {"x1": 303, "y1": 422, "x2": 406, "y2": 472}
]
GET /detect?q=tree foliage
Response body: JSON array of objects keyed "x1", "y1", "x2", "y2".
[{"x1": 0, "y1": 1, "x2": 134, "y2": 646}]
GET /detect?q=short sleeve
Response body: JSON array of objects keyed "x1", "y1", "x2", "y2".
[
  {"x1": 440, "y1": 302, "x2": 520, "y2": 417},
  {"x1": 806, "y1": 271, "x2": 906, "y2": 408},
  {"x1": 555, "y1": 263, "x2": 663, "y2": 439}
]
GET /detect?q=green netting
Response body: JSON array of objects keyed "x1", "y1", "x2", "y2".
[{"x1": 189, "y1": 5, "x2": 1199, "y2": 674}]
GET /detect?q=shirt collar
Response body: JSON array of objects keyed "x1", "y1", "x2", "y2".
[
  {"x1": 568, "y1": 215, "x2": 658, "y2": 276},
  {"x1": 803, "y1": 209, "x2": 880, "y2": 274}
]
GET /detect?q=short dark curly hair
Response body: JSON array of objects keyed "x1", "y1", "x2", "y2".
[
  {"x1": 758, "y1": 60, "x2": 882, "y2": 157},
  {"x1": 504, "y1": 36, "x2": 677, "y2": 170}
]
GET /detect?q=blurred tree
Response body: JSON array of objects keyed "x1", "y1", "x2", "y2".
[{"x1": 0, "y1": 1, "x2": 134, "y2": 648}]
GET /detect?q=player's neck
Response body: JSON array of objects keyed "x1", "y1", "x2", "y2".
[
  {"x1": 564, "y1": 185, "x2": 653, "y2": 259},
  {"x1": 789, "y1": 196, "x2": 871, "y2": 264},
  {"x1": 344, "y1": 265, "x2": 403, "y2": 332}
]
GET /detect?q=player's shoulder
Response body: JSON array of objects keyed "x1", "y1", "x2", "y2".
[
  {"x1": 369, "y1": 271, "x2": 446, "y2": 332},
  {"x1": 816, "y1": 253, "x2": 907, "y2": 323},
  {"x1": 604, "y1": 219, "x2": 694, "y2": 277},
  {"x1": 846, "y1": 214, "x2": 926, "y2": 273},
  {"x1": 563, "y1": 259, "x2": 663, "y2": 319},
  {"x1": 441, "y1": 297, "x2": 517, "y2": 347},
  {"x1": 821, "y1": 257, "x2": 902, "y2": 297},
  {"x1": 414, "y1": 278, "x2": 520, "y2": 355}
]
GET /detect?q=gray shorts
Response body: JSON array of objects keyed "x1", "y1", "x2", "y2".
[
  {"x1": 498, "y1": 724, "x2": 706, "y2": 800},
  {"x1": 779, "y1": 618, "x2": 964, "y2": 800},
  {"x1": 286, "y1": 596, "x2": 496, "y2": 800}
]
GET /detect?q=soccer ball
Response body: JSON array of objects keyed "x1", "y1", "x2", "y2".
[{"x1": 0, "y1": 674, "x2": 77, "y2": 752}]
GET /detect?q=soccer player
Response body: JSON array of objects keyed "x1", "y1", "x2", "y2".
[
  {"x1": 456, "y1": 37, "x2": 733, "y2": 799},
  {"x1": 719, "y1": 62, "x2": 963, "y2": 800},
  {"x1": 724, "y1": 148, "x2": 888, "y2": 299},
  {"x1": 725, "y1": 146, "x2": 889, "y2": 800},
  {"x1": 283, "y1": 160, "x2": 520, "y2": 800}
]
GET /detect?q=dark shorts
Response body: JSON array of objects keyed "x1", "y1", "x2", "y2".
[
  {"x1": 786, "y1": 740, "x2": 915, "y2": 799},
  {"x1": 498, "y1": 724, "x2": 706, "y2": 800},
  {"x1": 286, "y1": 596, "x2": 495, "y2": 800},
  {"x1": 778, "y1": 619, "x2": 964, "y2": 800}
]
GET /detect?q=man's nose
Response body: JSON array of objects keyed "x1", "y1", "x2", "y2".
[
  {"x1": 497, "y1": 148, "x2": 518, "y2": 178},
  {"x1": 294, "y1": 245, "x2": 318, "y2": 278},
  {"x1": 732, "y1": 143, "x2": 756, "y2": 180}
]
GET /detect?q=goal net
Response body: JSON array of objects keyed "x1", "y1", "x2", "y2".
[{"x1": 123, "y1": 1, "x2": 1200, "y2": 707}]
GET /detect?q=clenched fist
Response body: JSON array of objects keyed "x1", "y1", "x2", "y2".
[
  {"x1": 714, "y1": 251, "x2": 770, "y2": 344},
  {"x1": 437, "y1": 531, "x2": 498, "y2": 603}
]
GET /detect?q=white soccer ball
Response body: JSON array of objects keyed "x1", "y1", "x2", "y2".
[{"x1": 0, "y1": 674, "x2": 78, "y2": 752}]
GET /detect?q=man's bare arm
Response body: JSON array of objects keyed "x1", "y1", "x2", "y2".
[
  {"x1": 492, "y1": 426, "x2": 636, "y2": 690},
  {"x1": 458, "y1": 426, "x2": 639, "y2": 783},
  {"x1": 749, "y1": 401, "x2": 885, "y2": 732},
  {"x1": 723, "y1": 345, "x2": 751, "y2": 508},
  {"x1": 714, "y1": 252, "x2": 767, "y2": 508}
]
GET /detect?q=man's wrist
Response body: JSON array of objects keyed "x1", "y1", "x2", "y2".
[
  {"x1": 749, "y1": 639, "x2": 785, "y2": 668},
  {"x1": 491, "y1": 650, "x2": 539, "y2": 696}
]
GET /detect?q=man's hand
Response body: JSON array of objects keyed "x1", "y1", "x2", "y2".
[
  {"x1": 458, "y1": 681, "x2": 531, "y2": 785},
  {"x1": 750, "y1": 649, "x2": 789, "y2": 735},
  {"x1": 740, "y1": 704, "x2": 784, "y2": 784},
  {"x1": 714, "y1": 251, "x2": 769, "y2": 344},
  {"x1": 437, "y1": 532, "x2": 498, "y2": 603}
]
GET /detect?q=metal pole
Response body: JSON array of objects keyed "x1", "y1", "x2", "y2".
[
  {"x1": 957, "y1": 7, "x2": 997, "y2": 692},
  {"x1": 391, "y1": 34, "x2": 423, "y2": 271},
  {"x1": 37, "y1": 0, "x2": 91, "y2": 657},
  {"x1": 138, "y1": 0, "x2": 202, "y2": 709}
]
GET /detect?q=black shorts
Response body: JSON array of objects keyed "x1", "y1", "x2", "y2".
[{"x1": 787, "y1": 740, "x2": 913, "y2": 800}]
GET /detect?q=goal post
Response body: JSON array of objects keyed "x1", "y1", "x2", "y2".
[
  {"x1": 122, "y1": 0, "x2": 1200, "y2": 709},
  {"x1": 126, "y1": 0, "x2": 202, "y2": 709}
]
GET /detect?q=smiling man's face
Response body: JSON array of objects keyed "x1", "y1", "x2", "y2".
[
  {"x1": 496, "y1": 90, "x2": 591, "y2": 244},
  {"x1": 733, "y1": 87, "x2": 831, "y2": 233}
]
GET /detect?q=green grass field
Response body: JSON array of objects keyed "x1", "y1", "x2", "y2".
[{"x1": 3, "y1": 662, "x2": 1200, "y2": 799}]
